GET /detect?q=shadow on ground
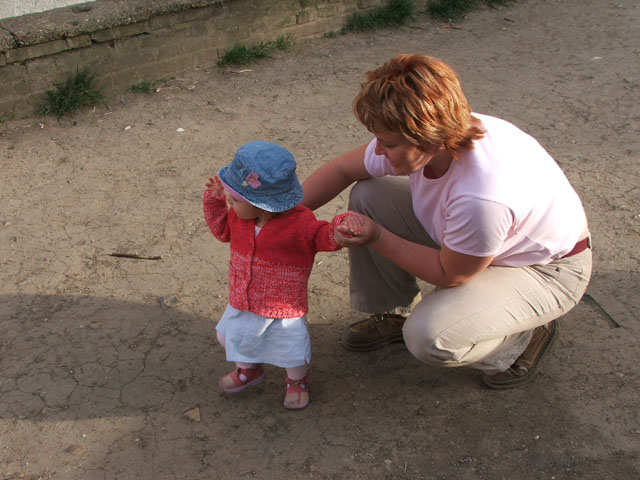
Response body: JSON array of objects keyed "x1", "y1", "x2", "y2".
[{"x1": 1, "y1": 291, "x2": 638, "y2": 478}]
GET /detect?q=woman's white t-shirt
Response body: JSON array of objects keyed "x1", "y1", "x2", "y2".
[{"x1": 363, "y1": 113, "x2": 587, "y2": 267}]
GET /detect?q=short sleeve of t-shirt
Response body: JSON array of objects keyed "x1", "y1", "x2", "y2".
[
  {"x1": 443, "y1": 196, "x2": 514, "y2": 257},
  {"x1": 363, "y1": 139, "x2": 397, "y2": 177},
  {"x1": 365, "y1": 136, "x2": 517, "y2": 259}
]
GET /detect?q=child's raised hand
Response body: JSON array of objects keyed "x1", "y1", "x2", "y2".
[
  {"x1": 334, "y1": 212, "x2": 381, "y2": 247},
  {"x1": 205, "y1": 175, "x2": 225, "y2": 197}
]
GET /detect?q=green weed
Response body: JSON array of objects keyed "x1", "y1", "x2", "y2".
[
  {"x1": 128, "y1": 80, "x2": 155, "y2": 94},
  {"x1": 425, "y1": 0, "x2": 511, "y2": 22},
  {"x1": 217, "y1": 34, "x2": 294, "y2": 67},
  {"x1": 0, "y1": 112, "x2": 15, "y2": 124},
  {"x1": 342, "y1": 0, "x2": 415, "y2": 33},
  {"x1": 39, "y1": 68, "x2": 104, "y2": 118},
  {"x1": 274, "y1": 33, "x2": 294, "y2": 51}
]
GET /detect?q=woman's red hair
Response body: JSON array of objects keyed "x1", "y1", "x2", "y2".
[{"x1": 353, "y1": 54, "x2": 484, "y2": 158}]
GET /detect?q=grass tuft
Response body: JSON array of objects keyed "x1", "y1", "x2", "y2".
[
  {"x1": 342, "y1": 0, "x2": 415, "y2": 33},
  {"x1": 322, "y1": 30, "x2": 340, "y2": 38},
  {"x1": 425, "y1": 0, "x2": 510, "y2": 22},
  {"x1": 274, "y1": 33, "x2": 294, "y2": 51},
  {"x1": 0, "y1": 112, "x2": 14, "y2": 124},
  {"x1": 128, "y1": 80, "x2": 155, "y2": 94},
  {"x1": 39, "y1": 68, "x2": 104, "y2": 118},
  {"x1": 217, "y1": 34, "x2": 294, "y2": 67}
]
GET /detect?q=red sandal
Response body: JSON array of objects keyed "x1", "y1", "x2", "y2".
[
  {"x1": 219, "y1": 366, "x2": 265, "y2": 393},
  {"x1": 283, "y1": 375, "x2": 310, "y2": 410}
]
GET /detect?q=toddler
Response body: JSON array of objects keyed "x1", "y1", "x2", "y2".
[{"x1": 203, "y1": 140, "x2": 346, "y2": 409}]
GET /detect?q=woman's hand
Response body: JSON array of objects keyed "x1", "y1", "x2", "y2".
[
  {"x1": 205, "y1": 175, "x2": 225, "y2": 197},
  {"x1": 334, "y1": 212, "x2": 381, "y2": 247}
]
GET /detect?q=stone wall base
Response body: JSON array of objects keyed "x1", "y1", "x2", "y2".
[{"x1": 0, "y1": 0, "x2": 386, "y2": 118}]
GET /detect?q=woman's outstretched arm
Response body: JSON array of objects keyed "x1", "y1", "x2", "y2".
[
  {"x1": 301, "y1": 144, "x2": 371, "y2": 211},
  {"x1": 335, "y1": 212, "x2": 493, "y2": 287}
]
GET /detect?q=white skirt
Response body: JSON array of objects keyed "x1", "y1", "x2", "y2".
[{"x1": 216, "y1": 304, "x2": 311, "y2": 368}]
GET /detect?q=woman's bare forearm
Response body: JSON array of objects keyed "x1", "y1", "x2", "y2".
[
  {"x1": 301, "y1": 144, "x2": 370, "y2": 210},
  {"x1": 369, "y1": 228, "x2": 493, "y2": 287},
  {"x1": 370, "y1": 228, "x2": 448, "y2": 285},
  {"x1": 302, "y1": 161, "x2": 353, "y2": 210}
]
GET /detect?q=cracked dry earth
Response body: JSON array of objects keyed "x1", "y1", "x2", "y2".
[{"x1": 1, "y1": 0, "x2": 639, "y2": 479}]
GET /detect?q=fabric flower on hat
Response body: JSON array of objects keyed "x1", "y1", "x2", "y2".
[{"x1": 245, "y1": 172, "x2": 261, "y2": 189}]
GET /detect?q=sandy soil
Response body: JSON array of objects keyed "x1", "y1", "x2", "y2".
[{"x1": 1, "y1": 0, "x2": 639, "y2": 478}]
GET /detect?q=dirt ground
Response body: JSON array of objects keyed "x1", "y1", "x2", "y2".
[{"x1": 1, "y1": 0, "x2": 639, "y2": 478}]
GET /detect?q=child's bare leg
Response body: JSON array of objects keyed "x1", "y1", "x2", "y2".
[
  {"x1": 236, "y1": 361, "x2": 256, "y2": 369},
  {"x1": 286, "y1": 365, "x2": 307, "y2": 380},
  {"x1": 216, "y1": 331, "x2": 264, "y2": 392},
  {"x1": 284, "y1": 365, "x2": 309, "y2": 410}
]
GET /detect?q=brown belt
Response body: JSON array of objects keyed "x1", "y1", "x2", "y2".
[{"x1": 561, "y1": 237, "x2": 590, "y2": 258}]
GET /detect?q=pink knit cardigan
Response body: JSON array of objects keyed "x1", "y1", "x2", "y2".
[{"x1": 203, "y1": 190, "x2": 343, "y2": 318}]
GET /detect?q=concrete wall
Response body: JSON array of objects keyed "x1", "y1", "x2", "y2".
[
  {"x1": 0, "y1": 0, "x2": 387, "y2": 118},
  {"x1": 0, "y1": 1, "x2": 96, "y2": 20}
]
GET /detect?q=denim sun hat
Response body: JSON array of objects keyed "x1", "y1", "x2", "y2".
[{"x1": 218, "y1": 141, "x2": 303, "y2": 213}]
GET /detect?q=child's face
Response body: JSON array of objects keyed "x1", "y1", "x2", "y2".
[{"x1": 225, "y1": 192, "x2": 262, "y2": 220}]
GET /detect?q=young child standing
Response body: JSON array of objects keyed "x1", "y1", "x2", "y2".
[{"x1": 203, "y1": 140, "x2": 345, "y2": 410}]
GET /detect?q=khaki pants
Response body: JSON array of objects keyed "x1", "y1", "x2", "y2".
[{"x1": 348, "y1": 177, "x2": 592, "y2": 374}]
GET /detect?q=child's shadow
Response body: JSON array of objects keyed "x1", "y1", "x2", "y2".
[{"x1": 0, "y1": 294, "x2": 221, "y2": 421}]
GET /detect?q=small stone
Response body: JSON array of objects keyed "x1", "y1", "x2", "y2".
[
  {"x1": 184, "y1": 407, "x2": 201, "y2": 422},
  {"x1": 64, "y1": 444, "x2": 84, "y2": 454},
  {"x1": 159, "y1": 295, "x2": 179, "y2": 308},
  {"x1": 72, "y1": 5, "x2": 93, "y2": 13}
]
